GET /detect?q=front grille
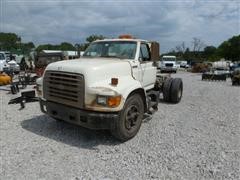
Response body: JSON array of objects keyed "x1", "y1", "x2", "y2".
[
  {"x1": 165, "y1": 63, "x2": 173, "y2": 67},
  {"x1": 43, "y1": 71, "x2": 84, "y2": 108}
]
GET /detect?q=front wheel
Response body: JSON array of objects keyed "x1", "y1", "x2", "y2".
[{"x1": 111, "y1": 94, "x2": 144, "y2": 141}]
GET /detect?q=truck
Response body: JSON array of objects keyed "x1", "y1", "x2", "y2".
[
  {"x1": 0, "y1": 52, "x2": 7, "y2": 72},
  {"x1": 0, "y1": 51, "x2": 20, "y2": 74},
  {"x1": 34, "y1": 52, "x2": 64, "y2": 77},
  {"x1": 179, "y1": 60, "x2": 188, "y2": 68},
  {"x1": 36, "y1": 36, "x2": 183, "y2": 141},
  {"x1": 231, "y1": 67, "x2": 240, "y2": 85},
  {"x1": 159, "y1": 55, "x2": 178, "y2": 73}
]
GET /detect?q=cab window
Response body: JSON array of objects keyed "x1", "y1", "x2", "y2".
[{"x1": 140, "y1": 43, "x2": 150, "y2": 61}]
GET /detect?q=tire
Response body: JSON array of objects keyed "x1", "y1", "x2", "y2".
[
  {"x1": 170, "y1": 78, "x2": 183, "y2": 103},
  {"x1": 20, "y1": 100, "x2": 25, "y2": 109},
  {"x1": 232, "y1": 78, "x2": 237, "y2": 86},
  {"x1": 111, "y1": 94, "x2": 144, "y2": 141},
  {"x1": 55, "y1": 118, "x2": 64, "y2": 123},
  {"x1": 163, "y1": 78, "x2": 173, "y2": 102},
  {"x1": 11, "y1": 85, "x2": 17, "y2": 94}
]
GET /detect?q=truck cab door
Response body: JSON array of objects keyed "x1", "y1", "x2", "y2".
[
  {"x1": 128, "y1": 59, "x2": 141, "y2": 81},
  {"x1": 139, "y1": 43, "x2": 157, "y2": 88}
]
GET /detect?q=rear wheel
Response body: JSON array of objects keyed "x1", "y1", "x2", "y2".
[
  {"x1": 232, "y1": 79, "x2": 236, "y2": 86},
  {"x1": 170, "y1": 78, "x2": 183, "y2": 103},
  {"x1": 163, "y1": 78, "x2": 173, "y2": 102},
  {"x1": 111, "y1": 94, "x2": 144, "y2": 141}
]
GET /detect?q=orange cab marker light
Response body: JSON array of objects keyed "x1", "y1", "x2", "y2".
[
  {"x1": 118, "y1": 34, "x2": 133, "y2": 39},
  {"x1": 111, "y1": 78, "x2": 118, "y2": 85},
  {"x1": 108, "y1": 96, "x2": 121, "y2": 107}
]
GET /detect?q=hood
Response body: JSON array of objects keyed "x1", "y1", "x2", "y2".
[
  {"x1": 45, "y1": 57, "x2": 133, "y2": 85},
  {"x1": 0, "y1": 60, "x2": 6, "y2": 64},
  {"x1": 7, "y1": 60, "x2": 18, "y2": 65}
]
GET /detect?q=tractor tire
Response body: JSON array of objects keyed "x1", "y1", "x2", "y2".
[
  {"x1": 11, "y1": 85, "x2": 18, "y2": 94},
  {"x1": 232, "y1": 78, "x2": 239, "y2": 86},
  {"x1": 163, "y1": 78, "x2": 173, "y2": 102},
  {"x1": 170, "y1": 78, "x2": 183, "y2": 103},
  {"x1": 111, "y1": 94, "x2": 144, "y2": 141}
]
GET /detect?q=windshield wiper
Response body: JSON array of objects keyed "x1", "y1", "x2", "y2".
[{"x1": 100, "y1": 55, "x2": 125, "y2": 59}]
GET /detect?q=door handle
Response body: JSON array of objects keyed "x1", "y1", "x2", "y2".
[{"x1": 132, "y1": 65, "x2": 138, "y2": 68}]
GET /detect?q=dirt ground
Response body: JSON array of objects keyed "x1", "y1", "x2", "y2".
[{"x1": 0, "y1": 72, "x2": 239, "y2": 179}]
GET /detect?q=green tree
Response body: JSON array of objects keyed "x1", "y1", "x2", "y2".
[
  {"x1": 74, "y1": 35, "x2": 106, "y2": 51},
  {"x1": 0, "y1": 32, "x2": 21, "y2": 50},
  {"x1": 86, "y1": 35, "x2": 105, "y2": 43},
  {"x1": 59, "y1": 42, "x2": 75, "y2": 51},
  {"x1": 35, "y1": 44, "x2": 55, "y2": 52},
  {"x1": 25, "y1": 42, "x2": 35, "y2": 49},
  {"x1": 18, "y1": 42, "x2": 35, "y2": 55},
  {"x1": 36, "y1": 42, "x2": 75, "y2": 52},
  {"x1": 184, "y1": 48, "x2": 191, "y2": 60},
  {"x1": 203, "y1": 46, "x2": 217, "y2": 61},
  {"x1": 217, "y1": 35, "x2": 240, "y2": 61}
]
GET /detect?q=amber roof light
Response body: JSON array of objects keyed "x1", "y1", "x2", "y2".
[{"x1": 118, "y1": 34, "x2": 134, "y2": 39}]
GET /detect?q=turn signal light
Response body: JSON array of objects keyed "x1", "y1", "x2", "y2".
[{"x1": 108, "y1": 96, "x2": 121, "y2": 107}]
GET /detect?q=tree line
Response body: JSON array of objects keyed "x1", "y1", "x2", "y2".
[
  {"x1": 35, "y1": 35, "x2": 105, "y2": 52},
  {"x1": 164, "y1": 35, "x2": 240, "y2": 62},
  {"x1": 0, "y1": 32, "x2": 35, "y2": 55},
  {"x1": 0, "y1": 32, "x2": 104, "y2": 54},
  {"x1": 0, "y1": 32, "x2": 239, "y2": 61}
]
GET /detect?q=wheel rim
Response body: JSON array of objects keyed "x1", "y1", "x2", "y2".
[
  {"x1": 125, "y1": 105, "x2": 140, "y2": 130},
  {"x1": 178, "y1": 87, "x2": 182, "y2": 99}
]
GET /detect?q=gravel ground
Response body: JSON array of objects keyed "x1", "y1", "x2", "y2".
[{"x1": 0, "y1": 72, "x2": 239, "y2": 179}]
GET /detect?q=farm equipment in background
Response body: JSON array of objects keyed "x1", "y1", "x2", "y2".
[
  {"x1": 191, "y1": 63, "x2": 210, "y2": 73},
  {"x1": 10, "y1": 71, "x2": 38, "y2": 94},
  {"x1": 231, "y1": 68, "x2": 240, "y2": 86},
  {"x1": 202, "y1": 71, "x2": 227, "y2": 81},
  {"x1": 8, "y1": 89, "x2": 39, "y2": 109},
  {"x1": 8, "y1": 71, "x2": 39, "y2": 108},
  {"x1": 202, "y1": 60, "x2": 230, "y2": 81},
  {"x1": 3, "y1": 51, "x2": 73, "y2": 109},
  {"x1": 0, "y1": 72, "x2": 12, "y2": 85},
  {"x1": 34, "y1": 52, "x2": 64, "y2": 77},
  {"x1": 6, "y1": 51, "x2": 66, "y2": 109}
]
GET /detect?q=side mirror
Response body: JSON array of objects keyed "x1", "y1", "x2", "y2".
[{"x1": 150, "y1": 42, "x2": 160, "y2": 62}]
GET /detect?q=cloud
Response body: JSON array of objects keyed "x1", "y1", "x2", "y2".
[{"x1": 1, "y1": 0, "x2": 239, "y2": 52}]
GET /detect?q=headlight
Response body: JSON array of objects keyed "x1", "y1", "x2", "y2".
[
  {"x1": 96, "y1": 95, "x2": 121, "y2": 108},
  {"x1": 97, "y1": 96, "x2": 107, "y2": 106}
]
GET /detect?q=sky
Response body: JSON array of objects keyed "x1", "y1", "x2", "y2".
[{"x1": 0, "y1": 0, "x2": 239, "y2": 53}]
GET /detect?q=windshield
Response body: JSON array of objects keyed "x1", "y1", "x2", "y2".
[
  {"x1": 0, "y1": 53, "x2": 5, "y2": 60},
  {"x1": 83, "y1": 41, "x2": 137, "y2": 59},
  {"x1": 162, "y1": 57, "x2": 176, "y2": 62}
]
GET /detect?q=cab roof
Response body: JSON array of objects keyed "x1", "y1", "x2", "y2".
[{"x1": 94, "y1": 38, "x2": 148, "y2": 43}]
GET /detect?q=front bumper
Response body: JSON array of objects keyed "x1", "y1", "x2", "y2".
[{"x1": 40, "y1": 99, "x2": 119, "y2": 130}]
